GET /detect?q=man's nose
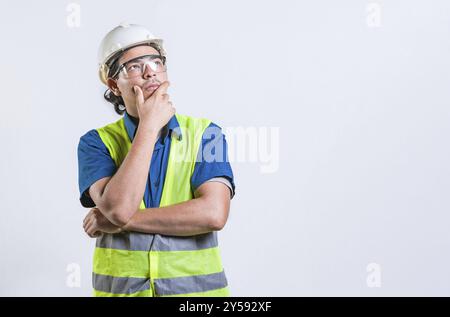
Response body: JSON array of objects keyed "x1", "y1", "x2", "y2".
[{"x1": 142, "y1": 63, "x2": 156, "y2": 79}]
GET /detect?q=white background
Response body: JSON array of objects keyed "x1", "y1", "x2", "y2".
[{"x1": 0, "y1": 0, "x2": 449, "y2": 296}]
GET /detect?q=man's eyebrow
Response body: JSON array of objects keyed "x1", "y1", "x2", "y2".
[
  {"x1": 124, "y1": 56, "x2": 145, "y2": 64},
  {"x1": 124, "y1": 55, "x2": 161, "y2": 64}
]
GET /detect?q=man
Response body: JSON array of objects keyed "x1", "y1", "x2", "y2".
[{"x1": 77, "y1": 23, "x2": 235, "y2": 297}]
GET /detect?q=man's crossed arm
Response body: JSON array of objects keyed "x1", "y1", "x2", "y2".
[{"x1": 83, "y1": 179, "x2": 231, "y2": 237}]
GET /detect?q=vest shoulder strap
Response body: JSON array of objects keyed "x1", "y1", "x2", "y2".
[{"x1": 96, "y1": 117, "x2": 130, "y2": 168}]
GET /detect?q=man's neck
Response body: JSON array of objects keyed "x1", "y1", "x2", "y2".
[{"x1": 127, "y1": 111, "x2": 139, "y2": 125}]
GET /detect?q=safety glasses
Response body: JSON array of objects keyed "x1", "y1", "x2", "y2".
[{"x1": 112, "y1": 54, "x2": 167, "y2": 79}]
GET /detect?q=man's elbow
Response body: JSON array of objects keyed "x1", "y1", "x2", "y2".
[
  {"x1": 107, "y1": 204, "x2": 136, "y2": 227},
  {"x1": 209, "y1": 205, "x2": 229, "y2": 231}
]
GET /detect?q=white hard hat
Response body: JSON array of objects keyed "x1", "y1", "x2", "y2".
[{"x1": 98, "y1": 22, "x2": 166, "y2": 85}]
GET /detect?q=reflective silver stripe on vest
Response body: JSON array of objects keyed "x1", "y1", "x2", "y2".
[
  {"x1": 152, "y1": 232, "x2": 218, "y2": 251},
  {"x1": 96, "y1": 232, "x2": 153, "y2": 251},
  {"x1": 93, "y1": 273, "x2": 151, "y2": 295},
  {"x1": 96, "y1": 232, "x2": 218, "y2": 252},
  {"x1": 154, "y1": 270, "x2": 228, "y2": 296}
]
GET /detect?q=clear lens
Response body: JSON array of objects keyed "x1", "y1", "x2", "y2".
[{"x1": 121, "y1": 55, "x2": 166, "y2": 79}]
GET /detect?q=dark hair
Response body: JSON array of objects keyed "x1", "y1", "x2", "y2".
[{"x1": 103, "y1": 43, "x2": 163, "y2": 115}]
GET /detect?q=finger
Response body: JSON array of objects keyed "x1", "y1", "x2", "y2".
[
  {"x1": 155, "y1": 81, "x2": 170, "y2": 96},
  {"x1": 133, "y1": 85, "x2": 145, "y2": 106},
  {"x1": 86, "y1": 223, "x2": 97, "y2": 237},
  {"x1": 83, "y1": 212, "x2": 93, "y2": 226},
  {"x1": 84, "y1": 215, "x2": 93, "y2": 229},
  {"x1": 89, "y1": 229, "x2": 101, "y2": 239},
  {"x1": 83, "y1": 218, "x2": 88, "y2": 231},
  {"x1": 84, "y1": 219, "x2": 91, "y2": 232},
  {"x1": 84, "y1": 224, "x2": 92, "y2": 237},
  {"x1": 84, "y1": 218, "x2": 94, "y2": 233}
]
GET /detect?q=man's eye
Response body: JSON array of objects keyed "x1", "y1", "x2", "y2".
[{"x1": 127, "y1": 64, "x2": 140, "y2": 71}]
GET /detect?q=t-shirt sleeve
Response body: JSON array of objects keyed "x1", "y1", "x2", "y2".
[
  {"x1": 204, "y1": 177, "x2": 234, "y2": 199},
  {"x1": 191, "y1": 122, "x2": 236, "y2": 199},
  {"x1": 77, "y1": 129, "x2": 117, "y2": 208}
]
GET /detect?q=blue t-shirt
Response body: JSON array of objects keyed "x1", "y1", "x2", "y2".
[{"x1": 77, "y1": 112, "x2": 235, "y2": 208}]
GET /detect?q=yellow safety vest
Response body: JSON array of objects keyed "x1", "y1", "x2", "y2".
[{"x1": 92, "y1": 113, "x2": 229, "y2": 297}]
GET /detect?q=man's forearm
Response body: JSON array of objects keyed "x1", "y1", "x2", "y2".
[
  {"x1": 122, "y1": 196, "x2": 223, "y2": 236},
  {"x1": 98, "y1": 125, "x2": 158, "y2": 224}
]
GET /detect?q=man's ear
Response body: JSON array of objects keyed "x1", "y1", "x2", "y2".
[{"x1": 107, "y1": 78, "x2": 121, "y2": 96}]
